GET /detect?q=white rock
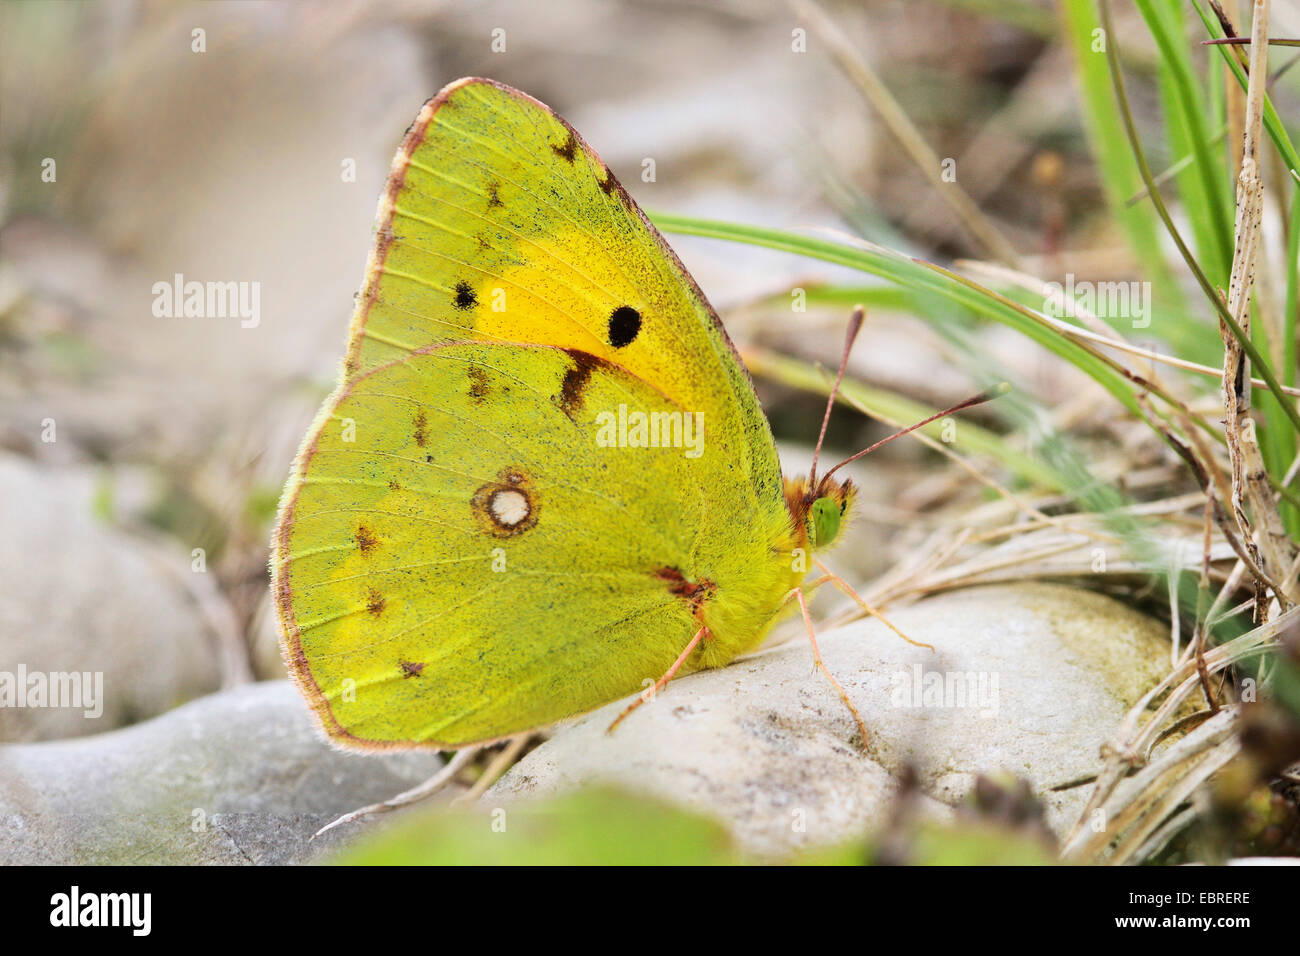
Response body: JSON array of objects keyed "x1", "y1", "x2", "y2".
[{"x1": 490, "y1": 583, "x2": 1174, "y2": 857}]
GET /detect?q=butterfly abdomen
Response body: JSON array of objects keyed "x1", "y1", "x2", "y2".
[{"x1": 671, "y1": 502, "x2": 803, "y2": 671}]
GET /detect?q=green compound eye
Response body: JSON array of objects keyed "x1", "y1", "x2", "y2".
[{"x1": 809, "y1": 496, "x2": 843, "y2": 549}]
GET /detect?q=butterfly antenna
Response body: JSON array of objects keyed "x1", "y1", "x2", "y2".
[
  {"x1": 821, "y1": 382, "x2": 1011, "y2": 483},
  {"x1": 808, "y1": 305, "x2": 865, "y2": 487}
]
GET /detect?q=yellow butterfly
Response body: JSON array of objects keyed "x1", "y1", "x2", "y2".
[{"x1": 272, "y1": 77, "x2": 948, "y2": 751}]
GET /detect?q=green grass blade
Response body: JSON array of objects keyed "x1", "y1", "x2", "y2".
[
  {"x1": 652, "y1": 211, "x2": 1153, "y2": 416},
  {"x1": 1137, "y1": 0, "x2": 1234, "y2": 287},
  {"x1": 1190, "y1": 0, "x2": 1300, "y2": 171},
  {"x1": 744, "y1": 347, "x2": 1065, "y2": 491},
  {"x1": 1058, "y1": 0, "x2": 1185, "y2": 312}
]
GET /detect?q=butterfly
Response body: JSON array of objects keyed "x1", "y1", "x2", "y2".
[{"x1": 271, "y1": 77, "x2": 978, "y2": 752}]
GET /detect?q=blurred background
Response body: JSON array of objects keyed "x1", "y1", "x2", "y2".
[
  {"x1": 6, "y1": 0, "x2": 1300, "y2": 866},
  {"x1": 3, "y1": 0, "x2": 1300, "y2": 834},
  {"x1": 2, "y1": 0, "x2": 1100, "y2": 731}
]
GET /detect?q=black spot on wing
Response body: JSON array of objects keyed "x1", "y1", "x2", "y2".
[
  {"x1": 453, "y1": 281, "x2": 477, "y2": 311},
  {"x1": 608, "y1": 306, "x2": 641, "y2": 348}
]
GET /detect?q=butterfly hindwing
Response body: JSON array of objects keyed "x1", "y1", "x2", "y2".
[{"x1": 277, "y1": 342, "x2": 789, "y2": 747}]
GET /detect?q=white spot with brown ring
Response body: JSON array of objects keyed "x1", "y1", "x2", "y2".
[
  {"x1": 490, "y1": 488, "x2": 530, "y2": 527},
  {"x1": 471, "y1": 468, "x2": 539, "y2": 538}
]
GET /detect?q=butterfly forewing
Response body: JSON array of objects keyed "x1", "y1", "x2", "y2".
[{"x1": 273, "y1": 79, "x2": 800, "y2": 749}]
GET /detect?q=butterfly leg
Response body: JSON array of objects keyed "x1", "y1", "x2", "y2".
[
  {"x1": 813, "y1": 558, "x2": 934, "y2": 651},
  {"x1": 607, "y1": 623, "x2": 710, "y2": 734},
  {"x1": 312, "y1": 745, "x2": 482, "y2": 838},
  {"x1": 780, "y1": 573, "x2": 832, "y2": 606},
  {"x1": 794, "y1": 587, "x2": 870, "y2": 747}
]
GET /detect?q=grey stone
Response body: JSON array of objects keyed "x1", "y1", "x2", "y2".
[
  {"x1": 490, "y1": 583, "x2": 1174, "y2": 857},
  {"x1": 0, "y1": 681, "x2": 447, "y2": 864},
  {"x1": 0, "y1": 455, "x2": 221, "y2": 741}
]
